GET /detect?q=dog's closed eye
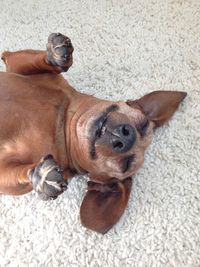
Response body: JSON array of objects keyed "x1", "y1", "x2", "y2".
[
  {"x1": 95, "y1": 116, "x2": 107, "y2": 138},
  {"x1": 138, "y1": 118, "x2": 149, "y2": 137}
]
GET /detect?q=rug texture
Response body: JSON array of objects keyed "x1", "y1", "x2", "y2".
[{"x1": 0, "y1": 0, "x2": 199, "y2": 266}]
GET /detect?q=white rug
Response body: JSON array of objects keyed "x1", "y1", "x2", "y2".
[{"x1": 0, "y1": 0, "x2": 200, "y2": 266}]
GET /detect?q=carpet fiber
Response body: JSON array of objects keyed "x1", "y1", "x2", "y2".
[{"x1": 0, "y1": 0, "x2": 200, "y2": 266}]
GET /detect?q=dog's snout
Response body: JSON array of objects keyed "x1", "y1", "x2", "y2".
[{"x1": 110, "y1": 124, "x2": 136, "y2": 153}]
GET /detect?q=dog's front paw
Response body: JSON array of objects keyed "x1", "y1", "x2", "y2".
[
  {"x1": 28, "y1": 155, "x2": 68, "y2": 201},
  {"x1": 46, "y1": 33, "x2": 73, "y2": 70}
]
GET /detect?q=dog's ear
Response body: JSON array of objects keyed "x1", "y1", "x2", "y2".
[
  {"x1": 80, "y1": 177, "x2": 132, "y2": 234},
  {"x1": 126, "y1": 91, "x2": 187, "y2": 127}
]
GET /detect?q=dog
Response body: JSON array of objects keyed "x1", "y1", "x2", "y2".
[{"x1": 0, "y1": 33, "x2": 186, "y2": 233}]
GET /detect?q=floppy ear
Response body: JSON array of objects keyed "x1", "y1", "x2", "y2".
[
  {"x1": 80, "y1": 177, "x2": 132, "y2": 234},
  {"x1": 126, "y1": 91, "x2": 187, "y2": 127}
]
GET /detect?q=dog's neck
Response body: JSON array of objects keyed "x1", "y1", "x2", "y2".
[
  {"x1": 64, "y1": 91, "x2": 97, "y2": 175},
  {"x1": 55, "y1": 95, "x2": 69, "y2": 169}
]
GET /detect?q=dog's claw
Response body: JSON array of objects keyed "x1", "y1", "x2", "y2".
[
  {"x1": 46, "y1": 33, "x2": 73, "y2": 70},
  {"x1": 28, "y1": 155, "x2": 68, "y2": 201}
]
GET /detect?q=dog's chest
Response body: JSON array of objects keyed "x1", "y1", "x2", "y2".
[{"x1": 0, "y1": 72, "x2": 69, "y2": 165}]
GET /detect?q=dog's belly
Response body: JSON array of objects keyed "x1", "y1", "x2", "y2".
[{"x1": 0, "y1": 72, "x2": 66, "y2": 164}]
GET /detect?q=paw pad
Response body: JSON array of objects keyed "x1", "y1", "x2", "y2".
[
  {"x1": 28, "y1": 155, "x2": 68, "y2": 200},
  {"x1": 46, "y1": 33, "x2": 73, "y2": 69}
]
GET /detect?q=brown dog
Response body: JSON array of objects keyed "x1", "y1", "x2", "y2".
[{"x1": 0, "y1": 33, "x2": 186, "y2": 233}]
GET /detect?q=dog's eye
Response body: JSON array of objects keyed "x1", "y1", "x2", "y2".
[
  {"x1": 95, "y1": 117, "x2": 107, "y2": 138},
  {"x1": 138, "y1": 118, "x2": 149, "y2": 136}
]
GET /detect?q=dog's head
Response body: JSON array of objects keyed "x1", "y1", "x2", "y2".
[
  {"x1": 68, "y1": 90, "x2": 186, "y2": 233},
  {"x1": 71, "y1": 90, "x2": 186, "y2": 181}
]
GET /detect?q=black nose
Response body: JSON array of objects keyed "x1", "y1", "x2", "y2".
[{"x1": 110, "y1": 124, "x2": 136, "y2": 153}]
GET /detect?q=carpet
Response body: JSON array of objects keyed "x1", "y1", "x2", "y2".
[{"x1": 0, "y1": 0, "x2": 200, "y2": 266}]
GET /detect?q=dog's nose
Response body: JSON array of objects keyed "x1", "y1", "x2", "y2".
[{"x1": 110, "y1": 124, "x2": 136, "y2": 153}]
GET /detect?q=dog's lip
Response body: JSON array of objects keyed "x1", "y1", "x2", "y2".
[{"x1": 121, "y1": 155, "x2": 134, "y2": 173}]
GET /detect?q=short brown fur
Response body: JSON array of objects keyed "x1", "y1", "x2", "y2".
[{"x1": 0, "y1": 33, "x2": 187, "y2": 233}]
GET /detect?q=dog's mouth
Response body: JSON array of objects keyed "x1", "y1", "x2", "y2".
[{"x1": 121, "y1": 155, "x2": 134, "y2": 173}]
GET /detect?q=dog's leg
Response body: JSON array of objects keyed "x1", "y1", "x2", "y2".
[
  {"x1": 1, "y1": 33, "x2": 73, "y2": 75},
  {"x1": 28, "y1": 154, "x2": 68, "y2": 200},
  {"x1": 0, "y1": 155, "x2": 67, "y2": 199},
  {"x1": 0, "y1": 162, "x2": 34, "y2": 195}
]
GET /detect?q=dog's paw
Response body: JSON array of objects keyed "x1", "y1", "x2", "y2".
[
  {"x1": 28, "y1": 154, "x2": 68, "y2": 201},
  {"x1": 46, "y1": 33, "x2": 73, "y2": 70}
]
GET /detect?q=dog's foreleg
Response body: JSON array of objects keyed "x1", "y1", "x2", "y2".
[
  {"x1": 0, "y1": 162, "x2": 34, "y2": 195},
  {"x1": 1, "y1": 33, "x2": 73, "y2": 75},
  {"x1": 0, "y1": 154, "x2": 67, "y2": 199}
]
